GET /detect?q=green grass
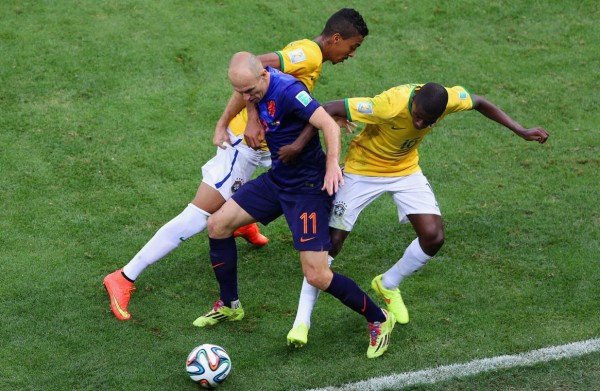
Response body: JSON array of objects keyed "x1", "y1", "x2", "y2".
[{"x1": 1, "y1": 0, "x2": 599, "y2": 390}]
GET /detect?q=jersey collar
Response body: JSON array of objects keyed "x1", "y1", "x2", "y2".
[{"x1": 408, "y1": 85, "x2": 421, "y2": 116}]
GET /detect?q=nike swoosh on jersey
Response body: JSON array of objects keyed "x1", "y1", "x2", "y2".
[{"x1": 299, "y1": 237, "x2": 315, "y2": 242}]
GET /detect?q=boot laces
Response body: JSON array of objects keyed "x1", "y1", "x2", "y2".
[{"x1": 369, "y1": 322, "x2": 381, "y2": 346}]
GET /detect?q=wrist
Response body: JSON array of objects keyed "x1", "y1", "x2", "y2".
[{"x1": 326, "y1": 155, "x2": 340, "y2": 165}]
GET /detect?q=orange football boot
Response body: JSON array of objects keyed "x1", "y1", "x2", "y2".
[
  {"x1": 103, "y1": 269, "x2": 135, "y2": 320},
  {"x1": 233, "y1": 223, "x2": 269, "y2": 246}
]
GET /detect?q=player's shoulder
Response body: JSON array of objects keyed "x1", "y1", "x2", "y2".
[
  {"x1": 269, "y1": 66, "x2": 296, "y2": 82},
  {"x1": 446, "y1": 85, "x2": 471, "y2": 98},
  {"x1": 281, "y1": 38, "x2": 319, "y2": 52},
  {"x1": 445, "y1": 85, "x2": 474, "y2": 107},
  {"x1": 394, "y1": 83, "x2": 422, "y2": 94},
  {"x1": 269, "y1": 67, "x2": 307, "y2": 92},
  {"x1": 277, "y1": 39, "x2": 322, "y2": 62},
  {"x1": 375, "y1": 84, "x2": 417, "y2": 102}
]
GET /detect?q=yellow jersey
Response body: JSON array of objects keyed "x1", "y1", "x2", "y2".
[
  {"x1": 227, "y1": 39, "x2": 323, "y2": 140},
  {"x1": 344, "y1": 84, "x2": 474, "y2": 176}
]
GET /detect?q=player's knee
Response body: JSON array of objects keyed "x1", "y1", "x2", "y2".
[
  {"x1": 304, "y1": 269, "x2": 331, "y2": 290},
  {"x1": 329, "y1": 229, "x2": 349, "y2": 258},
  {"x1": 206, "y1": 215, "x2": 217, "y2": 236},
  {"x1": 207, "y1": 215, "x2": 228, "y2": 238},
  {"x1": 330, "y1": 240, "x2": 343, "y2": 258},
  {"x1": 420, "y1": 228, "x2": 445, "y2": 255}
]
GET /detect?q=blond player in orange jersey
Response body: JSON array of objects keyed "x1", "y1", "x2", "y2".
[{"x1": 103, "y1": 9, "x2": 369, "y2": 321}]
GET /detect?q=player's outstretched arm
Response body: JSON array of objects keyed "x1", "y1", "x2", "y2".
[
  {"x1": 308, "y1": 106, "x2": 343, "y2": 195},
  {"x1": 214, "y1": 92, "x2": 245, "y2": 148},
  {"x1": 278, "y1": 100, "x2": 356, "y2": 164},
  {"x1": 257, "y1": 52, "x2": 281, "y2": 70},
  {"x1": 323, "y1": 100, "x2": 347, "y2": 118},
  {"x1": 472, "y1": 95, "x2": 549, "y2": 144},
  {"x1": 323, "y1": 100, "x2": 358, "y2": 133}
]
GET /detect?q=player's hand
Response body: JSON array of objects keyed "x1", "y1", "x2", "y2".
[
  {"x1": 213, "y1": 125, "x2": 231, "y2": 149},
  {"x1": 278, "y1": 144, "x2": 301, "y2": 164},
  {"x1": 519, "y1": 127, "x2": 549, "y2": 144},
  {"x1": 322, "y1": 161, "x2": 344, "y2": 196},
  {"x1": 333, "y1": 116, "x2": 358, "y2": 134},
  {"x1": 244, "y1": 117, "x2": 265, "y2": 150}
]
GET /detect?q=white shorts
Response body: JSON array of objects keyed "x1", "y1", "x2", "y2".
[
  {"x1": 329, "y1": 171, "x2": 441, "y2": 231},
  {"x1": 201, "y1": 130, "x2": 271, "y2": 200}
]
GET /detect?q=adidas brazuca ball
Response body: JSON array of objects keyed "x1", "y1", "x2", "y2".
[{"x1": 186, "y1": 344, "x2": 232, "y2": 388}]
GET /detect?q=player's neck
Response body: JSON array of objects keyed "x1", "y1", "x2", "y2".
[{"x1": 313, "y1": 36, "x2": 327, "y2": 59}]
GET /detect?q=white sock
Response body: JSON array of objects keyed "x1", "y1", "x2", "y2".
[
  {"x1": 382, "y1": 238, "x2": 432, "y2": 289},
  {"x1": 122, "y1": 204, "x2": 209, "y2": 280},
  {"x1": 292, "y1": 255, "x2": 334, "y2": 328}
]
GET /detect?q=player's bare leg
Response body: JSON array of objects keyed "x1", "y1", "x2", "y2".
[
  {"x1": 193, "y1": 182, "x2": 268, "y2": 246},
  {"x1": 191, "y1": 182, "x2": 227, "y2": 214}
]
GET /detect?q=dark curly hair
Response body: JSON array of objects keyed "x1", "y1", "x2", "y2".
[{"x1": 321, "y1": 8, "x2": 369, "y2": 39}]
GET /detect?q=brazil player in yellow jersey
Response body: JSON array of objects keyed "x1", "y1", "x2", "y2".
[
  {"x1": 285, "y1": 82, "x2": 549, "y2": 346},
  {"x1": 102, "y1": 9, "x2": 369, "y2": 322}
]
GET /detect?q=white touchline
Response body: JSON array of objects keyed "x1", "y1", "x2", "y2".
[{"x1": 307, "y1": 338, "x2": 600, "y2": 391}]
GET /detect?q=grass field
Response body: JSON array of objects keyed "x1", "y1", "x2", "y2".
[{"x1": 1, "y1": 1, "x2": 599, "y2": 390}]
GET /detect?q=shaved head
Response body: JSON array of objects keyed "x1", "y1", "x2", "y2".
[
  {"x1": 229, "y1": 52, "x2": 263, "y2": 87},
  {"x1": 228, "y1": 51, "x2": 269, "y2": 103},
  {"x1": 414, "y1": 83, "x2": 448, "y2": 118}
]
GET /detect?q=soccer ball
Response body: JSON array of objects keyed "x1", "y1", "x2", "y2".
[{"x1": 186, "y1": 344, "x2": 232, "y2": 388}]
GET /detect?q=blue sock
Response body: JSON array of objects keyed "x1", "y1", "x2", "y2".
[
  {"x1": 208, "y1": 236, "x2": 238, "y2": 306},
  {"x1": 325, "y1": 272, "x2": 385, "y2": 323}
]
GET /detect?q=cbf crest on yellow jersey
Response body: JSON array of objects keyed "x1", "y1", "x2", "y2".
[
  {"x1": 228, "y1": 39, "x2": 323, "y2": 141},
  {"x1": 344, "y1": 84, "x2": 474, "y2": 177}
]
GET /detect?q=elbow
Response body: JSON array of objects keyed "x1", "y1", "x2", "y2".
[
  {"x1": 322, "y1": 101, "x2": 336, "y2": 115},
  {"x1": 323, "y1": 100, "x2": 344, "y2": 117}
]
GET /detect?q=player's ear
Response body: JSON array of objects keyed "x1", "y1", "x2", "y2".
[{"x1": 331, "y1": 32, "x2": 342, "y2": 44}]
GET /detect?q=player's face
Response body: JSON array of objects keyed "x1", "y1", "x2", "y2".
[
  {"x1": 411, "y1": 103, "x2": 439, "y2": 130},
  {"x1": 329, "y1": 34, "x2": 364, "y2": 64},
  {"x1": 233, "y1": 72, "x2": 268, "y2": 103}
]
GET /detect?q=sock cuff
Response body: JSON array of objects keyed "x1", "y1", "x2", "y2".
[
  {"x1": 187, "y1": 203, "x2": 211, "y2": 217},
  {"x1": 408, "y1": 238, "x2": 432, "y2": 263},
  {"x1": 121, "y1": 270, "x2": 135, "y2": 283},
  {"x1": 209, "y1": 236, "x2": 235, "y2": 250},
  {"x1": 324, "y1": 272, "x2": 339, "y2": 294}
]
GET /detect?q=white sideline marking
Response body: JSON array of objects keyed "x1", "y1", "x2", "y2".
[{"x1": 308, "y1": 338, "x2": 600, "y2": 391}]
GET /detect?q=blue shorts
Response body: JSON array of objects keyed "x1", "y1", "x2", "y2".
[{"x1": 232, "y1": 173, "x2": 333, "y2": 251}]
